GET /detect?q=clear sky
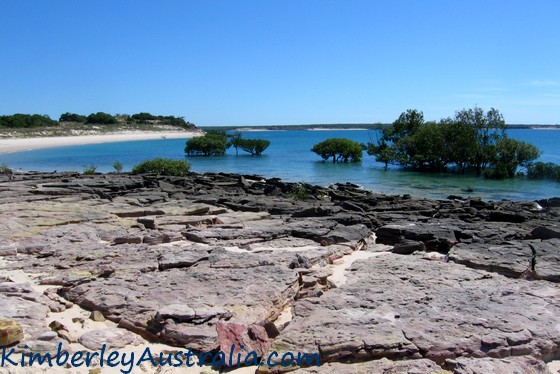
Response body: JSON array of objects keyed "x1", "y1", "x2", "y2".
[{"x1": 1, "y1": 1, "x2": 559, "y2": 125}]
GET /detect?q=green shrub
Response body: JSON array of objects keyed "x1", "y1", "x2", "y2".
[
  {"x1": 131, "y1": 158, "x2": 191, "y2": 176},
  {"x1": 490, "y1": 138, "x2": 541, "y2": 178},
  {"x1": 185, "y1": 131, "x2": 229, "y2": 156},
  {"x1": 527, "y1": 162, "x2": 560, "y2": 182},
  {"x1": 0, "y1": 114, "x2": 58, "y2": 128},
  {"x1": 82, "y1": 165, "x2": 97, "y2": 175},
  {"x1": 130, "y1": 112, "x2": 157, "y2": 122},
  {"x1": 366, "y1": 107, "x2": 511, "y2": 174},
  {"x1": 312, "y1": 138, "x2": 363, "y2": 163},
  {"x1": 129, "y1": 113, "x2": 194, "y2": 128},
  {"x1": 228, "y1": 133, "x2": 271, "y2": 155},
  {"x1": 59, "y1": 112, "x2": 87, "y2": 123},
  {"x1": 113, "y1": 160, "x2": 123, "y2": 173},
  {"x1": 86, "y1": 112, "x2": 117, "y2": 125},
  {"x1": 289, "y1": 185, "x2": 310, "y2": 201},
  {"x1": 0, "y1": 163, "x2": 11, "y2": 174},
  {"x1": 483, "y1": 165, "x2": 509, "y2": 179},
  {"x1": 236, "y1": 139, "x2": 271, "y2": 155}
]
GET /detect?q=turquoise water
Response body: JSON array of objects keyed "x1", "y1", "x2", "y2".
[{"x1": 1, "y1": 129, "x2": 559, "y2": 201}]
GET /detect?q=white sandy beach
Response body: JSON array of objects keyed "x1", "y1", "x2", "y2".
[{"x1": 0, "y1": 131, "x2": 202, "y2": 154}]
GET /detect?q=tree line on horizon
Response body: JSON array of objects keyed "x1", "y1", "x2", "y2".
[{"x1": 0, "y1": 112, "x2": 196, "y2": 130}]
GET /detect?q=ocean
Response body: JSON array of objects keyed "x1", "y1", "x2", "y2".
[{"x1": 1, "y1": 129, "x2": 559, "y2": 201}]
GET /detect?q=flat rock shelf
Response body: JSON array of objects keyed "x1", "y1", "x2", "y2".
[{"x1": 0, "y1": 171, "x2": 559, "y2": 373}]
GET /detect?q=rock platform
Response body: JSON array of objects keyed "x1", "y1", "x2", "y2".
[{"x1": 0, "y1": 172, "x2": 559, "y2": 373}]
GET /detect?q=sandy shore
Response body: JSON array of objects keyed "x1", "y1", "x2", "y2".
[{"x1": 0, "y1": 131, "x2": 202, "y2": 154}]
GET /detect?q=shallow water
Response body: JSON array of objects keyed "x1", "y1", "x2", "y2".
[{"x1": 1, "y1": 129, "x2": 559, "y2": 201}]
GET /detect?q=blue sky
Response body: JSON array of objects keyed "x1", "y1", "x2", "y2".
[{"x1": 1, "y1": 1, "x2": 559, "y2": 125}]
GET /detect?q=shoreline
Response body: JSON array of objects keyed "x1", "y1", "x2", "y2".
[{"x1": 0, "y1": 131, "x2": 202, "y2": 154}]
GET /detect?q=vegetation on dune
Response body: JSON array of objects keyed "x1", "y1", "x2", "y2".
[
  {"x1": 131, "y1": 158, "x2": 191, "y2": 176},
  {"x1": 311, "y1": 138, "x2": 364, "y2": 163},
  {"x1": 86, "y1": 112, "x2": 118, "y2": 125},
  {"x1": 59, "y1": 113, "x2": 87, "y2": 123},
  {"x1": 0, "y1": 114, "x2": 58, "y2": 129},
  {"x1": 128, "y1": 112, "x2": 195, "y2": 129},
  {"x1": 130, "y1": 112, "x2": 158, "y2": 122},
  {"x1": 0, "y1": 112, "x2": 197, "y2": 136}
]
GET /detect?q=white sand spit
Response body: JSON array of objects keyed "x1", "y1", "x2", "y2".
[{"x1": 0, "y1": 131, "x2": 201, "y2": 154}]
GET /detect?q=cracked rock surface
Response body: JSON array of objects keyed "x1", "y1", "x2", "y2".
[{"x1": 0, "y1": 172, "x2": 559, "y2": 373}]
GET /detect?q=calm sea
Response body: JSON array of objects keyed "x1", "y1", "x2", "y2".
[{"x1": 1, "y1": 129, "x2": 559, "y2": 201}]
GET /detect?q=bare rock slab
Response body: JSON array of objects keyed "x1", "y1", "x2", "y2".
[
  {"x1": 78, "y1": 327, "x2": 142, "y2": 350},
  {"x1": 265, "y1": 254, "x2": 560, "y2": 370},
  {"x1": 449, "y1": 239, "x2": 560, "y2": 282},
  {"x1": 445, "y1": 355, "x2": 550, "y2": 374},
  {"x1": 286, "y1": 357, "x2": 447, "y2": 374},
  {"x1": 448, "y1": 242, "x2": 533, "y2": 278},
  {"x1": 60, "y1": 251, "x2": 299, "y2": 352}
]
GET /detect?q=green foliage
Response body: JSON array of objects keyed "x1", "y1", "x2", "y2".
[
  {"x1": 59, "y1": 112, "x2": 87, "y2": 123},
  {"x1": 235, "y1": 139, "x2": 271, "y2": 155},
  {"x1": 158, "y1": 116, "x2": 195, "y2": 129},
  {"x1": 131, "y1": 158, "x2": 191, "y2": 176},
  {"x1": 312, "y1": 138, "x2": 363, "y2": 163},
  {"x1": 0, "y1": 114, "x2": 58, "y2": 128},
  {"x1": 1, "y1": 111, "x2": 196, "y2": 131},
  {"x1": 82, "y1": 165, "x2": 97, "y2": 175},
  {"x1": 453, "y1": 107, "x2": 506, "y2": 173},
  {"x1": 130, "y1": 112, "x2": 157, "y2": 122},
  {"x1": 404, "y1": 121, "x2": 448, "y2": 170},
  {"x1": 485, "y1": 138, "x2": 541, "y2": 178},
  {"x1": 130, "y1": 113, "x2": 195, "y2": 129},
  {"x1": 228, "y1": 131, "x2": 243, "y2": 155},
  {"x1": 0, "y1": 163, "x2": 11, "y2": 174},
  {"x1": 366, "y1": 107, "x2": 527, "y2": 176},
  {"x1": 288, "y1": 185, "x2": 310, "y2": 201},
  {"x1": 86, "y1": 112, "x2": 117, "y2": 125},
  {"x1": 384, "y1": 109, "x2": 425, "y2": 141},
  {"x1": 369, "y1": 109, "x2": 427, "y2": 168},
  {"x1": 366, "y1": 135, "x2": 394, "y2": 168},
  {"x1": 113, "y1": 160, "x2": 123, "y2": 173},
  {"x1": 527, "y1": 162, "x2": 560, "y2": 182},
  {"x1": 440, "y1": 117, "x2": 477, "y2": 173},
  {"x1": 185, "y1": 131, "x2": 229, "y2": 156},
  {"x1": 228, "y1": 132, "x2": 271, "y2": 155},
  {"x1": 482, "y1": 165, "x2": 509, "y2": 179}
]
